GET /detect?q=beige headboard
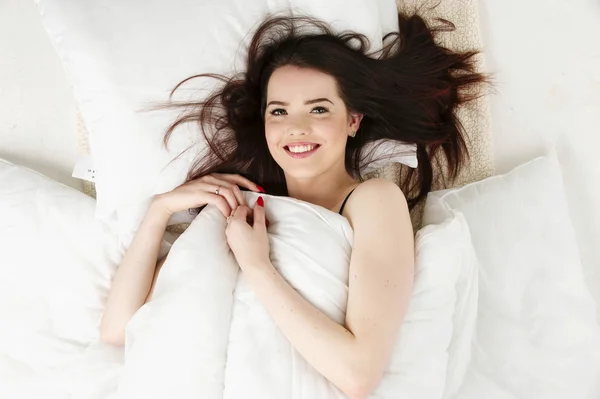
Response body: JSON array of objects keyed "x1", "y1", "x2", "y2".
[{"x1": 76, "y1": 0, "x2": 493, "y2": 231}]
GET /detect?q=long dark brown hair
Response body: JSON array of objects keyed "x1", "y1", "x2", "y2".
[{"x1": 158, "y1": 11, "x2": 488, "y2": 210}]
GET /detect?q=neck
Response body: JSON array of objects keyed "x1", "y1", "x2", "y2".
[{"x1": 284, "y1": 161, "x2": 358, "y2": 212}]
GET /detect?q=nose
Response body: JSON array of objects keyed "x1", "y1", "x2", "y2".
[{"x1": 286, "y1": 115, "x2": 310, "y2": 136}]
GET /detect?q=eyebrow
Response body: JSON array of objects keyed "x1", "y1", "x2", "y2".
[{"x1": 266, "y1": 98, "x2": 334, "y2": 107}]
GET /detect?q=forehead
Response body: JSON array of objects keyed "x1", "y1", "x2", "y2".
[{"x1": 266, "y1": 66, "x2": 339, "y2": 100}]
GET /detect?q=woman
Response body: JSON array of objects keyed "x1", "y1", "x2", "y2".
[{"x1": 101, "y1": 10, "x2": 486, "y2": 398}]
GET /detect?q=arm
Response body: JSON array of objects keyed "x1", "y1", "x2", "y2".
[
  {"x1": 243, "y1": 179, "x2": 415, "y2": 399},
  {"x1": 100, "y1": 173, "x2": 261, "y2": 346},
  {"x1": 100, "y1": 200, "x2": 171, "y2": 346}
]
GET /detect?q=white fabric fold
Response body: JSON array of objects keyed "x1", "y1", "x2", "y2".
[{"x1": 117, "y1": 192, "x2": 469, "y2": 399}]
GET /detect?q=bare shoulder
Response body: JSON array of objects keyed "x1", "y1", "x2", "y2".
[
  {"x1": 353, "y1": 177, "x2": 406, "y2": 199},
  {"x1": 344, "y1": 178, "x2": 410, "y2": 228}
]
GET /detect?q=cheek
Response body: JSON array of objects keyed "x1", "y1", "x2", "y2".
[
  {"x1": 264, "y1": 123, "x2": 282, "y2": 155},
  {"x1": 264, "y1": 123, "x2": 277, "y2": 145},
  {"x1": 319, "y1": 116, "x2": 348, "y2": 141}
]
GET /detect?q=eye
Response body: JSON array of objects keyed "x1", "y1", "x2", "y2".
[
  {"x1": 269, "y1": 108, "x2": 287, "y2": 116},
  {"x1": 311, "y1": 106, "x2": 329, "y2": 114}
]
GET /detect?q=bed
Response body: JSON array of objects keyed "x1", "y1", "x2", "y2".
[{"x1": 2, "y1": 0, "x2": 600, "y2": 397}]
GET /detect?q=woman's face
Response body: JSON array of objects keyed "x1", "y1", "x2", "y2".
[{"x1": 264, "y1": 65, "x2": 362, "y2": 180}]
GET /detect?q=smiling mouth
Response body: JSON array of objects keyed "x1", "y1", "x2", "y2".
[{"x1": 284, "y1": 144, "x2": 321, "y2": 159}]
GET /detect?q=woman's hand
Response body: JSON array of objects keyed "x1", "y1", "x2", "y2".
[
  {"x1": 153, "y1": 173, "x2": 265, "y2": 218},
  {"x1": 226, "y1": 196, "x2": 271, "y2": 271}
]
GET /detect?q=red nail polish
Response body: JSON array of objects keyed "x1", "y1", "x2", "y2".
[
  {"x1": 256, "y1": 185, "x2": 266, "y2": 193},
  {"x1": 257, "y1": 196, "x2": 264, "y2": 207}
]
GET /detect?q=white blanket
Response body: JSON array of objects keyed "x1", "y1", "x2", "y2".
[
  {"x1": 0, "y1": 158, "x2": 470, "y2": 399},
  {"x1": 117, "y1": 194, "x2": 359, "y2": 398},
  {"x1": 123, "y1": 194, "x2": 351, "y2": 398},
  {"x1": 116, "y1": 192, "x2": 469, "y2": 399}
]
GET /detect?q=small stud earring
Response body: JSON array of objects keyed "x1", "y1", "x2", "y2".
[{"x1": 350, "y1": 130, "x2": 356, "y2": 138}]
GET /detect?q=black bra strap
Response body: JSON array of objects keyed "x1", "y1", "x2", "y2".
[{"x1": 338, "y1": 188, "x2": 356, "y2": 215}]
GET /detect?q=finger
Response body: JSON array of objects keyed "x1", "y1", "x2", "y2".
[
  {"x1": 233, "y1": 206, "x2": 250, "y2": 224},
  {"x1": 253, "y1": 196, "x2": 266, "y2": 231},
  {"x1": 176, "y1": 186, "x2": 231, "y2": 217},
  {"x1": 231, "y1": 184, "x2": 247, "y2": 207},
  {"x1": 240, "y1": 206, "x2": 256, "y2": 226},
  {"x1": 217, "y1": 186, "x2": 239, "y2": 215},
  {"x1": 199, "y1": 175, "x2": 235, "y2": 191},
  {"x1": 208, "y1": 194, "x2": 232, "y2": 218},
  {"x1": 200, "y1": 176, "x2": 239, "y2": 213},
  {"x1": 213, "y1": 173, "x2": 263, "y2": 193}
]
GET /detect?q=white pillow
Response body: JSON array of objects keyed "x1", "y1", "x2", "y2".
[
  {"x1": 423, "y1": 151, "x2": 600, "y2": 399},
  {"x1": 0, "y1": 158, "x2": 122, "y2": 348},
  {"x1": 0, "y1": 159, "x2": 132, "y2": 397},
  {"x1": 35, "y1": 0, "x2": 414, "y2": 232}
]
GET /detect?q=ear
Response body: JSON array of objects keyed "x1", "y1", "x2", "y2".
[{"x1": 348, "y1": 112, "x2": 364, "y2": 135}]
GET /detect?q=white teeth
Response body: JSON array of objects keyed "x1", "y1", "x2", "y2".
[{"x1": 288, "y1": 144, "x2": 316, "y2": 153}]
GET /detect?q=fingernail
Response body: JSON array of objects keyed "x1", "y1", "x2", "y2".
[
  {"x1": 256, "y1": 185, "x2": 266, "y2": 193},
  {"x1": 257, "y1": 196, "x2": 264, "y2": 207}
]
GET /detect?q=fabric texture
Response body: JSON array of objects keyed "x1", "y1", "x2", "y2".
[
  {"x1": 0, "y1": 158, "x2": 124, "y2": 398},
  {"x1": 423, "y1": 151, "x2": 600, "y2": 399},
  {"x1": 0, "y1": 158, "x2": 475, "y2": 398},
  {"x1": 477, "y1": 0, "x2": 600, "y2": 325},
  {"x1": 118, "y1": 192, "x2": 474, "y2": 399},
  {"x1": 0, "y1": 158, "x2": 122, "y2": 345}
]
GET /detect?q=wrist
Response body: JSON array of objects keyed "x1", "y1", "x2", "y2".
[
  {"x1": 243, "y1": 260, "x2": 280, "y2": 300},
  {"x1": 244, "y1": 259, "x2": 276, "y2": 279},
  {"x1": 147, "y1": 196, "x2": 173, "y2": 225}
]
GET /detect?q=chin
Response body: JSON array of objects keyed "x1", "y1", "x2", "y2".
[{"x1": 282, "y1": 167, "x2": 323, "y2": 180}]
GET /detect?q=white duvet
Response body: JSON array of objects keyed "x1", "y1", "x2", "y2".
[
  {"x1": 117, "y1": 192, "x2": 467, "y2": 399},
  {"x1": 0, "y1": 157, "x2": 470, "y2": 398},
  {"x1": 118, "y1": 195, "x2": 354, "y2": 398}
]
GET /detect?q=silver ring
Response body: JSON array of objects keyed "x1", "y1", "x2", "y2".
[{"x1": 215, "y1": 185, "x2": 221, "y2": 195}]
